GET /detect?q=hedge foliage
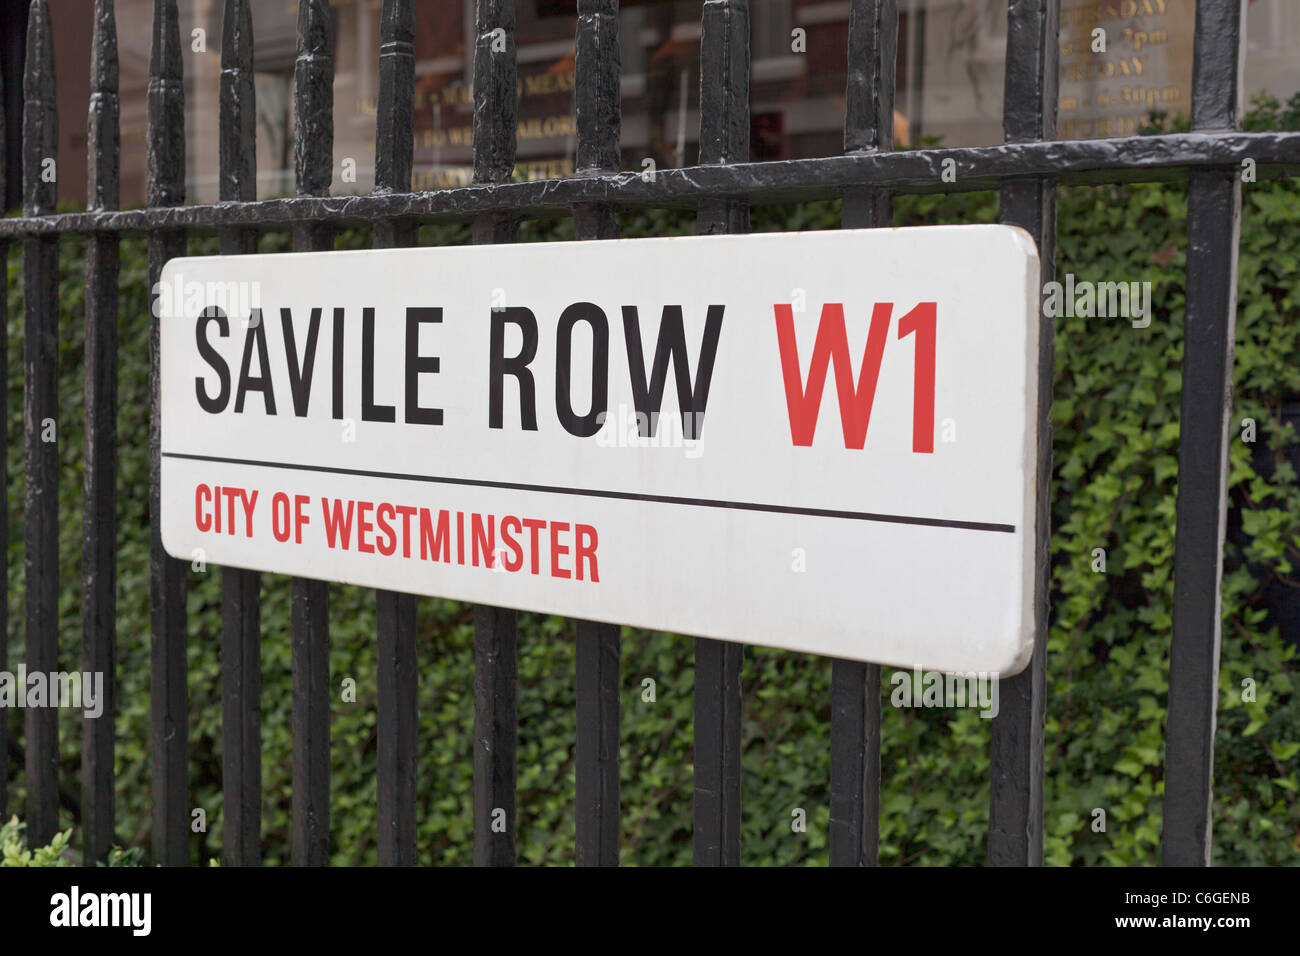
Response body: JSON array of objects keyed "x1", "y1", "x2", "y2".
[{"x1": 2, "y1": 97, "x2": 1298, "y2": 866}]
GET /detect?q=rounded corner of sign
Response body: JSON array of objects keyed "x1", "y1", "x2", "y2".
[
  {"x1": 996, "y1": 224, "x2": 1042, "y2": 266},
  {"x1": 997, "y1": 634, "x2": 1035, "y2": 679},
  {"x1": 159, "y1": 524, "x2": 187, "y2": 565},
  {"x1": 158, "y1": 256, "x2": 184, "y2": 285}
]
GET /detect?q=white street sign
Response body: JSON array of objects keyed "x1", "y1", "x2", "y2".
[{"x1": 160, "y1": 225, "x2": 1040, "y2": 674}]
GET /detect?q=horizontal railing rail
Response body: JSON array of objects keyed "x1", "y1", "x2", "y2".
[{"x1": 0, "y1": 131, "x2": 1294, "y2": 238}]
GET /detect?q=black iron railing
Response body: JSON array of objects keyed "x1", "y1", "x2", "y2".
[{"x1": 0, "y1": 0, "x2": 1296, "y2": 867}]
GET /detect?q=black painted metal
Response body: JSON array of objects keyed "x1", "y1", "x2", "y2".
[
  {"x1": 471, "y1": 0, "x2": 520, "y2": 868},
  {"x1": 829, "y1": 660, "x2": 881, "y2": 866},
  {"x1": 829, "y1": 0, "x2": 896, "y2": 870},
  {"x1": 473, "y1": 606, "x2": 517, "y2": 866},
  {"x1": 472, "y1": 0, "x2": 518, "y2": 193},
  {"x1": 146, "y1": 0, "x2": 190, "y2": 868},
  {"x1": 575, "y1": 619, "x2": 621, "y2": 866},
  {"x1": 572, "y1": 0, "x2": 622, "y2": 867},
  {"x1": 82, "y1": 0, "x2": 120, "y2": 864},
  {"x1": 0, "y1": 4, "x2": 22, "y2": 213},
  {"x1": 1163, "y1": 0, "x2": 1247, "y2": 868},
  {"x1": 217, "y1": 0, "x2": 262, "y2": 869},
  {"x1": 147, "y1": 0, "x2": 189, "y2": 867},
  {"x1": 0, "y1": 0, "x2": 1288, "y2": 868},
  {"x1": 906, "y1": 6, "x2": 925, "y2": 148},
  {"x1": 290, "y1": 577, "x2": 330, "y2": 866},
  {"x1": 22, "y1": 0, "x2": 59, "y2": 848},
  {"x1": 373, "y1": 0, "x2": 420, "y2": 869},
  {"x1": 375, "y1": 589, "x2": 418, "y2": 866},
  {"x1": 574, "y1": 0, "x2": 620, "y2": 177},
  {"x1": 987, "y1": 0, "x2": 1059, "y2": 869},
  {"x1": 692, "y1": 638, "x2": 743, "y2": 866},
  {"x1": 374, "y1": 0, "x2": 415, "y2": 199},
  {"x1": 290, "y1": 0, "x2": 335, "y2": 868},
  {"x1": 220, "y1": 568, "x2": 260, "y2": 865},
  {"x1": 693, "y1": 0, "x2": 748, "y2": 868},
  {"x1": 844, "y1": 0, "x2": 894, "y2": 156},
  {"x1": 1, "y1": 132, "x2": 1295, "y2": 241},
  {"x1": 0, "y1": 53, "x2": 6, "y2": 822},
  {"x1": 571, "y1": 0, "x2": 620, "y2": 242}
]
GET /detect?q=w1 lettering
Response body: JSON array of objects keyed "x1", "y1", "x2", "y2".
[{"x1": 774, "y1": 300, "x2": 937, "y2": 452}]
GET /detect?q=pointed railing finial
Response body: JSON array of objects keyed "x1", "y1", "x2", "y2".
[
  {"x1": 23, "y1": 0, "x2": 57, "y2": 217},
  {"x1": 220, "y1": 0, "x2": 256, "y2": 203},
  {"x1": 574, "y1": 0, "x2": 620, "y2": 177},
  {"x1": 381, "y1": 0, "x2": 415, "y2": 43},
  {"x1": 374, "y1": 0, "x2": 414, "y2": 194},
  {"x1": 88, "y1": 0, "x2": 120, "y2": 212},
  {"x1": 295, "y1": 0, "x2": 335, "y2": 197},
  {"x1": 147, "y1": 0, "x2": 184, "y2": 207},
  {"x1": 472, "y1": 0, "x2": 518, "y2": 187}
]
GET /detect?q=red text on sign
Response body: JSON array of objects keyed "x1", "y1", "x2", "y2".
[
  {"x1": 194, "y1": 484, "x2": 259, "y2": 536},
  {"x1": 774, "y1": 301, "x2": 937, "y2": 453}
]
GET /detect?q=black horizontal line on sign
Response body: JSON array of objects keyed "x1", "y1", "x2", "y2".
[{"x1": 161, "y1": 451, "x2": 1017, "y2": 534}]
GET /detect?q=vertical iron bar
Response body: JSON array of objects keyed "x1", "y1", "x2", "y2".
[
  {"x1": 988, "y1": 0, "x2": 1058, "y2": 867},
  {"x1": 571, "y1": 0, "x2": 620, "y2": 240},
  {"x1": 572, "y1": 0, "x2": 621, "y2": 867},
  {"x1": 471, "y1": 0, "x2": 519, "y2": 868},
  {"x1": 907, "y1": 3, "x2": 925, "y2": 148},
  {"x1": 692, "y1": 641, "x2": 743, "y2": 865},
  {"x1": 148, "y1": 0, "x2": 189, "y2": 867},
  {"x1": 82, "y1": 0, "x2": 120, "y2": 863},
  {"x1": 829, "y1": 0, "x2": 896, "y2": 869},
  {"x1": 843, "y1": 0, "x2": 895, "y2": 155},
  {"x1": 290, "y1": 0, "x2": 334, "y2": 867},
  {"x1": 575, "y1": 619, "x2": 620, "y2": 865},
  {"x1": 290, "y1": 577, "x2": 329, "y2": 866},
  {"x1": 0, "y1": 54, "x2": 6, "y2": 822},
  {"x1": 373, "y1": 0, "x2": 416, "y2": 250},
  {"x1": 22, "y1": 0, "x2": 59, "y2": 849},
  {"x1": 375, "y1": 591, "x2": 417, "y2": 865},
  {"x1": 373, "y1": 0, "x2": 418, "y2": 868},
  {"x1": 829, "y1": 661, "x2": 881, "y2": 865},
  {"x1": 1162, "y1": 0, "x2": 1246, "y2": 868},
  {"x1": 218, "y1": 0, "x2": 262, "y2": 868},
  {"x1": 472, "y1": 607, "x2": 516, "y2": 866},
  {"x1": 692, "y1": 0, "x2": 748, "y2": 867}
]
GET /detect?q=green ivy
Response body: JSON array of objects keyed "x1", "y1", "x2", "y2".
[
  {"x1": 3, "y1": 97, "x2": 1297, "y2": 866},
  {"x1": 2, "y1": 817, "x2": 72, "y2": 866}
]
